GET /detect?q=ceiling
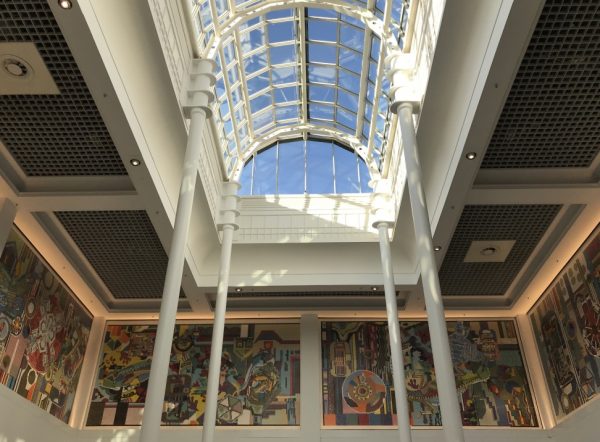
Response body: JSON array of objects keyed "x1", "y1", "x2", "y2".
[{"x1": 0, "y1": 0, "x2": 598, "y2": 318}]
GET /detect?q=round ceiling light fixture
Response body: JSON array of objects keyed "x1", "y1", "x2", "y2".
[
  {"x1": 434, "y1": 245, "x2": 442, "y2": 252},
  {"x1": 234, "y1": 287, "x2": 242, "y2": 293},
  {"x1": 465, "y1": 152, "x2": 477, "y2": 160},
  {"x1": 130, "y1": 158, "x2": 141, "y2": 166},
  {"x1": 480, "y1": 247, "x2": 497, "y2": 256},
  {"x1": 58, "y1": 0, "x2": 73, "y2": 9},
  {"x1": 371, "y1": 286, "x2": 378, "y2": 292},
  {"x1": 2, "y1": 58, "x2": 30, "y2": 78}
]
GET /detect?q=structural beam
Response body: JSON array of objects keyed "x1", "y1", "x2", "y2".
[{"x1": 139, "y1": 59, "x2": 216, "y2": 442}]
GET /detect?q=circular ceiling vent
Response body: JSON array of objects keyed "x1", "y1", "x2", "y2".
[{"x1": 1, "y1": 55, "x2": 32, "y2": 79}]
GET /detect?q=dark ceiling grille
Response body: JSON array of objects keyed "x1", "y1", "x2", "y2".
[
  {"x1": 439, "y1": 204, "x2": 561, "y2": 296},
  {"x1": 55, "y1": 211, "x2": 169, "y2": 299},
  {"x1": 0, "y1": 0, "x2": 126, "y2": 176},
  {"x1": 483, "y1": 0, "x2": 600, "y2": 168}
]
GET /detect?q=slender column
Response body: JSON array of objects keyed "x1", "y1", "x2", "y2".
[
  {"x1": 374, "y1": 219, "x2": 413, "y2": 442},
  {"x1": 140, "y1": 59, "x2": 215, "y2": 442},
  {"x1": 201, "y1": 181, "x2": 240, "y2": 442},
  {"x1": 397, "y1": 103, "x2": 465, "y2": 441}
]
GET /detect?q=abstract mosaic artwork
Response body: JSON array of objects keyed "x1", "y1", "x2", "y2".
[
  {"x1": 87, "y1": 323, "x2": 300, "y2": 426},
  {"x1": 0, "y1": 228, "x2": 92, "y2": 423},
  {"x1": 321, "y1": 320, "x2": 537, "y2": 427},
  {"x1": 529, "y1": 223, "x2": 600, "y2": 420}
]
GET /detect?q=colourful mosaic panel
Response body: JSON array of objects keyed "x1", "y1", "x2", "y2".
[
  {"x1": 529, "y1": 223, "x2": 600, "y2": 420},
  {"x1": 321, "y1": 320, "x2": 537, "y2": 427},
  {"x1": 87, "y1": 323, "x2": 300, "y2": 426},
  {"x1": 0, "y1": 228, "x2": 92, "y2": 423}
]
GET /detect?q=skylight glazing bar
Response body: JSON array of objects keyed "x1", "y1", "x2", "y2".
[
  {"x1": 298, "y1": 8, "x2": 309, "y2": 133},
  {"x1": 354, "y1": 0, "x2": 376, "y2": 148},
  {"x1": 233, "y1": 28, "x2": 257, "y2": 143},
  {"x1": 366, "y1": 0, "x2": 393, "y2": 157},
  {"x1": 218, "y1": 46, "x2": 244, "y2": 157}
]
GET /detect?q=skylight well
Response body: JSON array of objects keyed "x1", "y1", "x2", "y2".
[{"x1": 189, "y1": 0, "x2": 412, "y2": 194}]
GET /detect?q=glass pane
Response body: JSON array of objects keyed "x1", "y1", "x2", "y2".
[
  {"x1": 307, "y1": 139, "x2": 334, "y2": 194},
  {"x1": 244, "y1": 51, "x2": 267, "y2": 73},
  {"x1": 275, "y1": 105, "x2": 299, "y2": 121},
  {"x1": 274, "y1": 86, "x2": 298, "y2": 104},
  {"x1": 309, "y1": 103, "x2": 334, "y2": 120},
  {"x1": 334, "y1": 146, "x2": 360, "y2": 193},
  {"x1": 307, "y1": 65, "x2": 336, "y2": 84},
  {"x1": 337, "y1": 89, "x2": 359, "y2": 112},
  {"x1": 266, "y1": 9, "x2": 293, "y2": 20},
  {"x1": 270, "y1": 45, "x2": 296, "y2": 65},
  {"x1": 340, "y1": 25, "x2": 364, "y2": 50},
  {"x1": 359, "y1": 158, "x2": 371, "y2": 193},
  {"x1": 277, "y1": 140, "x2": 305, "y2": 194},
  {"x1": 268, "y1": 21, "x2": 295, "y2": 43},
  {"x1": 239, "y1": 157, "x2": 253, "y2": 195},
  {"x1": 339, "y1": 70, "x2": 360, "y2": 93},
  {"x1": 250, "y1": 93, "x2": 272, "y2": 114},
  {"x1": 247, "y1": 73, "x2": 269, "y2": 95},
  {"x1": 307, "y1": 8, "x2": 338, "y2": 19},
  {"x1": 336, "y1": 107, "x2": 357, "y2": 130},
  {"x1": 307, "y1": 20, "x2": 338, "y2": 42},
  {"x1": 253, "y1": 146, "x2": 277, "y2": 194},
  {"x1": 272, "y1": 66, "x2": 297, "y2": 85},
  {"x1": 339, "y1": 48, "x2": 362, "y2": 74},
  {"x1": 307, "y1": 43, "x2": 336, "y2": 64},
  {"x1": 308, "y1": 85, "x2": 335, "y2": 103}
]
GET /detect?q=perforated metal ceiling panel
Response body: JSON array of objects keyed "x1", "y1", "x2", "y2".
[
  {"x1": 55, "y1": 211, "x2": 168, "y2": 299},
  {"x1": 483, "y1": 0, "x2": 600, "y2": 168},
  {"x1": 0, "y1": 0, "x2": 126, "y2": 176},
  {"x1": 439, "y1": 204, "x2": 561, "y2": 296}
]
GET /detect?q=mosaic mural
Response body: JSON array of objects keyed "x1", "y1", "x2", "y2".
[
  {"x1": 87, "y1": 323, "x2": 300, "y2": 426},
  {"x1": 0, "y1": 228, "x2": 92, "y2": 423},
  {"x1": 321, "y1": 320, "x2": 537, "y2": 427},
  {"x1": 529, "y1": 223, "x2": 600, "y2": 420}
]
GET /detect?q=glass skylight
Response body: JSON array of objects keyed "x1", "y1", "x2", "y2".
[
  {"x1": 189, "y1": 0, "x2": 412, "y2": 189},
  {"x1": 239, "y1": 138, "x2": 372, "y2": 195}
]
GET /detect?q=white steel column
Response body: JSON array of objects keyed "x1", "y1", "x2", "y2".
[
  {"x1": 202, "y1": 181, "x2": 240, "y2": 442},
  {"x1": 140, "y1": 59, "x2": 216, "y2": 442},
  {"x1": 387, "y1": 51, "x2": 465, "y2": 441},
  {"x1": 373, "y1": 211, "x2": 413, "y2": 441}
]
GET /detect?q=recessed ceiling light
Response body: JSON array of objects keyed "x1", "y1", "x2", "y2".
[
  {"x1": 2, "y1": 58, "x2": 29, "y2": 78},
  {"x1": 434, "y1": 246, "x2": 442, "y2": 251},
  {"x1": 480, "y1": 247, "x2": 497, "y2": 256},
  {"x1": 465, "y1": 152, "x2": 477, "y2": 160},
  {"x1": 235, "y1": 287, "x2": 242, "y2": 292},
  {"x1": 130, "y1": 159, "x2": 141, "y2": 166},
  {"x1": 58, "y1": 0, "x2": 72, "y2": 9},
  {"x1": 371, "y1": 286, "x2": 378, "y2": 291}
]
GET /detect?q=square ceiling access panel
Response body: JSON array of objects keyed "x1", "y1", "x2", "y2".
[{"x1": 439, "y1": 204, "x2": 561, "y2": 296}]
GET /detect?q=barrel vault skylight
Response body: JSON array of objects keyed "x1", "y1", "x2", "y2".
[{"x1": 188, "y1": 0, "x2": 412, "y2": 192}]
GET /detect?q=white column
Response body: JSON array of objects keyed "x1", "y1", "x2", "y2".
[
  {"x1": 300, "y1": 314, "x2": 321, "y2": 441},
  {"x1": 0, "y1": 198, "x2": 17, "y2": 252},
  {"x1": 397, "y1": 103, "x2": 465, "y2": 441},
  {"x1": 202, "y1": 181, "x2": 240, "y2": 442},
  {"x1": 375, "y1": 220, "x2": 413, "y2": 442},
  {"x1": 140, "y1": 59, "x2": 216, "y2": 442}
]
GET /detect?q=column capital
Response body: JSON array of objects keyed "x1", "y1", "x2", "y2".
[
  {"x1": 217, "y1": 180, "x2": 241, "y2": 231},
  {"x1": 384, "y1": 49, "x2": 422, "y2": 114},
  {"x1": 371, "y1": 178, "x2": 396, "y2": 228},
  {"x1": 181, "y1": 58, "x2": 217, "y2": 119}
]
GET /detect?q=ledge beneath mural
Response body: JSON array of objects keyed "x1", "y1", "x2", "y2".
[
  {"x1": 87, "y1": 322, "x2": 300, "y2": 426},
  {"x1": 322, "y1": 320, "x2": 537, "y2": 427},
  {"x1": 0, "y1": 227, "x2": 92, "y2": 423},
  {"x1": 529, "y1": 223, "x2": 600, "y2": 421}
]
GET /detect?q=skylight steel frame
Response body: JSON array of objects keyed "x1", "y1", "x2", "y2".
[{"x1": 184, "y1": 0, "x2": 412, "y2": 184}]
